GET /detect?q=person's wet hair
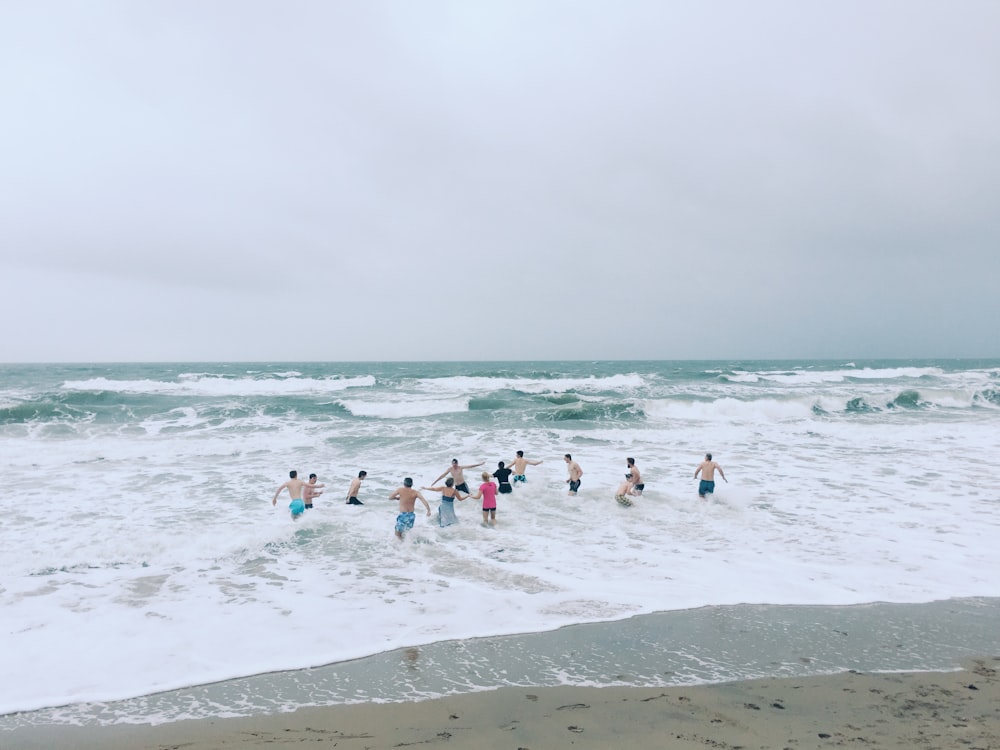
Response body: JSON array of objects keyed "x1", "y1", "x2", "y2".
[
  {"x1": 404, "y1": 477, "x2": 413, "y2": 487},
  {"x1": 445, "y1": 477, "x2": 454, "y2": 487},
  {"x1": 289, "y1": 470, "x2": 297, "y2": 478}
]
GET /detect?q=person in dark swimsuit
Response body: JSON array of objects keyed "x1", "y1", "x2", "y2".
[
  {"x1": 346, "y1": 470, "x2": 367, "y2": 505},
  {"x1": 303, "y1": 473, "x2": 325, "y2": 509},
  {"x1": 626, "y1": 457, "x2": 644, "y2": 496},
  {"x1": 564, "y1": 454, "x2": 583, "y2": 495},
  {"x1": 492, "y1": 461, "x2": 514, "y2": 494}
]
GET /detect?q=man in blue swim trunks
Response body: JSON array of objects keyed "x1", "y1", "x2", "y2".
[
  {"x1": 694, "y1": 453, "x2": 727, "y2": 499},
  {"x1": 272, "y1": 469, "x2": 310, "y2": 520},
  {"x1": 389, "y1": 477, "x2": 431, "y2": 540},
  {"x1": 507, "y1": 450, "x2": 543, "y2": 486}
]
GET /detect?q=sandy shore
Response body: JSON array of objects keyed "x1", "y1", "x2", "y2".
[{"x1": 5, "y1": 656, "x2": 998, "y2": 750}]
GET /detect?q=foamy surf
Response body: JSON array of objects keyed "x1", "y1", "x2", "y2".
[{"x1": 2, "y1": 359, "x2": 999, "y2": 722}]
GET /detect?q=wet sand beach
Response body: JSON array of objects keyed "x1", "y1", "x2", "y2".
[{"x1": 7, "y1": 657, "x2": 998, "y2": 750}]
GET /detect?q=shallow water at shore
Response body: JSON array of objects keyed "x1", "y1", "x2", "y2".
[{"x1": 4, "y1": 597, "x2": 998, "y2": 730}]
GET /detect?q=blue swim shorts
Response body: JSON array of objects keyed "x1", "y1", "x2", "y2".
[
  {"x1": 395, "y1": 511, "x2": 416, "y2": 533},
  {"x1": 289, "y1": 499, "x2": 306, "y2": 516},
  {"x1": 568, "y1": 479, "x2": 581, "y2": 493},
  {"x1": 513, "y1": 474, "x2": 527, "y2": 483},
  {"x1": 698, "y1": 480, "x2": 715, "y2": 496}
]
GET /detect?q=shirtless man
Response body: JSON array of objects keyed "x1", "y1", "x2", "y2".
[
  {"x1": 302, "y1": 473, "x2": 325, "y2": 509},
  {"x1": 272, "y1": 470, "x2": 309, "y2": 519},
  {"x1": 694, "y1": 453, "x2": 727, "y2": 499},
  {"x1": 389, "y1": 477, "x2": 431, "y2": 540},
  {"x1": 507, "y1": 450, "x2": 543, "y2": 485},
  {"x1": 345, "y1": 470, "x2": 367, "y2": 505},
  {"x1": 564, "y1": 454, "x2": 583, "y2": 496},
  {"x1": 625, "y1": 457, "x2": 644, "y2": 496},
  {"x1": 432, "y1": 458, "x2": 484, "y2": 494}
]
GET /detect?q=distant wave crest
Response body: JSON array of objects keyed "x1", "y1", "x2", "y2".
[
  {"x1": 62, "y1": 375, "x2": 377, "y2": 397},
  {"x1": 339, "y1": 397, "x2": 469, "y2": 419},
  {"x1": 417, "y1": 373, "x2": 645, "y2": 395},
  {"x1": 723, "y1": 366, "x2": 944, "y2": 385}
]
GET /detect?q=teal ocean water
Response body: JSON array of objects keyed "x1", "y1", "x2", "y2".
[{"x1": 2, "y1": 359, "x2": 999, "y2": 727}]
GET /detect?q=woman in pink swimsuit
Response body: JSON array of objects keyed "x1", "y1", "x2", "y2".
[{"x1": 468, "y1": 471, "x2": 498, "y2": 527}]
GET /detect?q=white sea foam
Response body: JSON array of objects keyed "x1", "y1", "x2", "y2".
[
  {"x1": 61, "y1": 375, "x2": 376, "y2": 396},
  {"x1": 726, "y1": 366, "x2": 945, "y2": 384},
  {"x1": 416, "y1": 373, "x2": 646, "y2": 395},
  {"x1": 339, "y1": 396, "x2": 470, "y2": 418},
  {"x1": 3, "y1": 361, "x2": 1000, "y2": 722},
  {"x1": 643, "y1": 397, "x2": 817, "y2": 422}
]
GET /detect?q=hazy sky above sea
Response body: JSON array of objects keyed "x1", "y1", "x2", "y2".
[{"x1": 2, "y1": 1, "x2": 998, "y2": 362}]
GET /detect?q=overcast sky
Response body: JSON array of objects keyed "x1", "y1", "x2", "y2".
[{"x1": 2, "y1": 1, "x2": 998, "y2": 362}]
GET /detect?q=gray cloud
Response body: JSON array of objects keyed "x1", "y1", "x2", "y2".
[{"x1": 2, "y1": 1, "x2": 998, "y2": 361}]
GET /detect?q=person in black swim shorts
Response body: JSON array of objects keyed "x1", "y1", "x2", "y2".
[
  {"x1": 625, "y1": 457, "x2": 644, "y2": 496},
  {"x1": 432, "y1": 458, "x2": 484, "y2": 495},
  {"x1": 346, "y1": 470, "x2": 367, "y2": 505},
  {"x1": 564, "y1": 454, "x2": 583, "y2": 496},
  {"x1": 493, "y1": 461, "x2": 513, "y2": 494},
  {"x1": 303, "y1": 473, "x2": 325, "y2": 509}
]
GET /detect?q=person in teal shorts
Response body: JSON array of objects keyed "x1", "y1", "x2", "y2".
[
  {"x1": 389, "y1": 478, "x2": 431, "y2": 540},
  {"x1": 272, "y1": 470, "x2": 310, "y2": 520},
  {"x1": 507, "y1": 450, "x2": 543, "y2": 485},
  {"x1": 694, "y1": 453, "x2": 727, "y2": 499}
]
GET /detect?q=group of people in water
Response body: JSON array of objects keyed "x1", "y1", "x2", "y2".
[{"x1": 272, "y1": 451, "x2": 727, "y2": 539}]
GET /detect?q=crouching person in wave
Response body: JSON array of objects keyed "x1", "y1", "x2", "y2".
[{"x1": 615, "y1": 475, "x2": 634, "y2": 507}]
